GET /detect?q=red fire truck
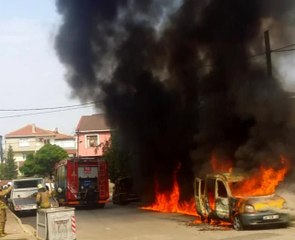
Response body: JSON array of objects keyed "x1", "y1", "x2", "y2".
[{"x1": 54, "y1": 156, "x2": 109, "y2": 207}]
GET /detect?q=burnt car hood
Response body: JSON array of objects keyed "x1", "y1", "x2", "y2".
[{"x1": 240, "y1": 194, "x2": 285, "y2": 211}]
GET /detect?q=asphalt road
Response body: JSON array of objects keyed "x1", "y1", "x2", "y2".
[{"x1": 20, "y1": 203, "x2": 295, "y2": 240}]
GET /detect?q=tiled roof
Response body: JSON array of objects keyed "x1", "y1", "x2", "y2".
[
  {"x1": 5, "y1": 124, "x2": 74, "y2": 139},
  {"x1": 52, "y1": 131, "x2": 75, "y2": 140},
  {"x1": 76, "y1": 113, "x2": 110, "y2": 132},
  {"x1": 5, "y1": 124, "x2": 55, "y2": 137},
  {"x1": 65, "y1": 149, "x2": 76, "y2": 155}
]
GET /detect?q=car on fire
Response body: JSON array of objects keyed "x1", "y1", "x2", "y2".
[{"x1": 194, "y1": 172, "x2": 290, "y2": 230}]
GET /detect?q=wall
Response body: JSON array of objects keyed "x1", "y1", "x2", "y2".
[{"x1": 77, "y1": 131, "x2": 111, "y2": 157}]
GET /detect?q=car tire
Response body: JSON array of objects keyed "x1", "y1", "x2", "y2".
[
  {"x1": 97, "y1": 203, "x2": 105, "y2": 208},
  {"x1": 233, "y1": 215, "x2": 244, "y2": 231},
  {"x1": 118, "y1": 195, "x2": 127, "y2": 205},
  {"x1": 8, "y1": 203, "x2": 15, "y2": 213}
]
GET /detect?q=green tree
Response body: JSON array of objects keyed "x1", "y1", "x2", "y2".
[
  {"x1": 0, "y1": 163, "x2": 5, "y2": 180},
  {"x1": 3, "y1": 145, "x2": 18, "y2": 179},
  {"x1": 20, "y1": 144, "x2": 68, "y2": 177},
  {"x1": 19, "y1": 153, "x2": 36, "y2": 177},
  {"x1": 102, "y1": 132, "x2": 133, "y2": 183}
]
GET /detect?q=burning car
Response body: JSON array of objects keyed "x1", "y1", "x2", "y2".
[{"x1": 194, "y1": 172, "x2": 290, "y2": 230}]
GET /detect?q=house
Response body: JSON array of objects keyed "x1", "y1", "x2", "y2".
[
  {"x1": 76, "y1": 113, "x2": 111, "y2": 157},
  {"x1": 5, "y1": 124, "x2": 75, "y2": 169},
  {"x1": 50, "y1": 128, "x2": 76, "y2": 156}
]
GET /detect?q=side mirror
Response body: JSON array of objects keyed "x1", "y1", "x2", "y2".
[{"x1": 57, "y1": 187, "x2": 63, "y2": 193}]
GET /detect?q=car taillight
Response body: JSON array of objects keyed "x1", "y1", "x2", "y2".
[{"x1": 244, "y1": 204, "x2": 256, "y2": 213}]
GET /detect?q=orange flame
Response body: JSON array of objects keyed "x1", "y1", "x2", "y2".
[
  {"x1": 141, "y1": 174, "x2": 198, "y2": 217},
  {"x1": 210, "y1": 155, "x2": 232, "y2": 173},
  {"x1": 210, "y1": 154, "x2": 289, "y2": 197},
  {"x1": 230, "y1": 156, "x2": 289, "y2": 197},
  {"x1": 142, "y1": 155, "x2": 290, "y2": 227}
]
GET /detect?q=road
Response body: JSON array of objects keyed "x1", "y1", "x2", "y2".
[{"x1": 20, "y1": 203, "x2": 295, "y2": 240}]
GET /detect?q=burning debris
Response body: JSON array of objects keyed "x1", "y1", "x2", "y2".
[{"x1": 55, "y1": 0, "x2": 295, "y2": 212}]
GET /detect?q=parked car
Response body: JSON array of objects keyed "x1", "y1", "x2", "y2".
[
  {"x1": 194, "y1": 173, "x2": 290, "y2": 230},
  {"x1": 112, "y1": 177, "x2": 140, "y2": 205},
  {"x1": 7, "y1": 178, "x2": 44, "y2": 214}
]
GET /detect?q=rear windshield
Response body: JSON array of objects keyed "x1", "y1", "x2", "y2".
[{"x1": 13, "y1": 179, "x2": 43, "y2": 189}]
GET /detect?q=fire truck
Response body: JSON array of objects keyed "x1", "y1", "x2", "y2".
[{"x1": 54, "y1": 156, "x2": 109, "y2": 207}]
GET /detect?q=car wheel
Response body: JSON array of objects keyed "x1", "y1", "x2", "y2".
[
  {"x1": 8, "y1": 203, "x2": 15, "y2": 212},
  {"x1": 97, "y1": 203, "x2": 105, "y2": 208},
  {"x1": 118, "y1": 195, "x2": 127, "y2": 205},
  {"x1": 233, "y1": 215, "x2": 244, "y2": 231}
]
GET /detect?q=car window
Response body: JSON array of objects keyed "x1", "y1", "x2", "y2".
[
  {"x1": 13, "y1": 179, "x2": 42, "y2": 189},
  {"x1": 217, "y1": 180, "x2": 227, "y2": 198}
]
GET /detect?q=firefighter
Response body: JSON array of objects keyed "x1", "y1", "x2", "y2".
[
  {"x1": 36, "y1": 184, "x2": 51, "y2": 209},
  {"x1": 0, "y1": 185, "x2": 13, "y2": 237}
]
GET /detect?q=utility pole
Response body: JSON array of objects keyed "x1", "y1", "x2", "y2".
[
  {"x1": 264, "y1": 30, "x2": 272, "y2": 77},
  {"x1": 0, "y1": 135, "x2": 3, "y2": 164},
  {"x1": 0, "y1": 135, "x2": 2, "y2": 179}
]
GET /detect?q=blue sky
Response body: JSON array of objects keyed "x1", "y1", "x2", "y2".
[{"x1": 0, "y1": 0, "x2": 96, "y2": 136}]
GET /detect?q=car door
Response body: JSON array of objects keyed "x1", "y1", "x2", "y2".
[
  {"x1": 194, "y1": 177, "x2": 207, "y2": 219},
  {"x1": 215, "y1": 180, "x2": 230, "y2": 220}
]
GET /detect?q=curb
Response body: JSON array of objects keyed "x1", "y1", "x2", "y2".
[{"x1": 8, "y1": 209, "x2": 37, "y2": 238}]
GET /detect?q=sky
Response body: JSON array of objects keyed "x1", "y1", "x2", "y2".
[
  {"x1": 1, "y1": 1, "x2": 295, "y2": 139},
  {"x1": 0, "y1": 0, "x2": 97, "y2": 137}
]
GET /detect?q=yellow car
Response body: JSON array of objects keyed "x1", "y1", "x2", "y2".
[{"x1": 194, "y1": 173, "x2": 290, "y2": 230}]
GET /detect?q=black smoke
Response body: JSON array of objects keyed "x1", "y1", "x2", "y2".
[{"x1": 55, "y1": 0, "x2": 295, "y2": 202}]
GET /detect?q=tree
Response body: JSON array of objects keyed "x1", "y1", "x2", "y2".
[
  {"x1": 102, "y1": 132, "x2": 133, "y2": 183},
  {"x1": 20, "y1": 144, "x2": 68, "y2": 177},
  {"x1": 0, "y1": 163, "x2": 5, "y2": 180},
  {"x1": 19, "y1": 153, "x2": 36, "y2": 177},
  {"x1": 3, "y1": 145, "x2": 18, "y2": 179}
]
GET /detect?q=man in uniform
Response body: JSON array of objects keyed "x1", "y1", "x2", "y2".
[
  {"x1": 0, "y1": 185, "x2": 13, "y2": 237},
  {"x1": 36, "y1": 184, "x2": 51, "y2": 209}
]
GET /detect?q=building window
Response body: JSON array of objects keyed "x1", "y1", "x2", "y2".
[
  {"x1": 22, "y1": 153, "x2": 27, "y2": 160},
  {"x1": 86, "y1": 135, "x2": 98, "y2": 148},
  {"x1": 19, "y1": 139, "x2": 29, "y2": 147}
]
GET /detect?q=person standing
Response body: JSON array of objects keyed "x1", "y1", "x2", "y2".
[
  {"x1": 0, "y1": 185, "x2": 13, "y2": 237},
  {"x1": 36, "y1": 184, "x2": 51, "y2": 209}
]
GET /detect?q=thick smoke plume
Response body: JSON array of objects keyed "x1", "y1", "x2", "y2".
[{"x1": 55, "y1": 0, "x2": 295, "y2": 202}]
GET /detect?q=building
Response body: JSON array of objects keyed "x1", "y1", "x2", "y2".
[
  {"x1": 5, "y1": 124, "x2": 75, "y2": 169},
  {"x1": 76, "y1": 113, "x2": 111, "y2": 157}
]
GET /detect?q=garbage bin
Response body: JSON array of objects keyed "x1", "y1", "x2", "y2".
[{"x1": 36, "y1": 207, "x2": 76, "y2": 240}]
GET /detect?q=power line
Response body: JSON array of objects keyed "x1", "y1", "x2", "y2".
[
  {"x1": 0, "y1": 105, "x2": 94, "y2": 120},
  {"x1": 272, "y1": 49, "x2": 295, "y2": 53},
  {"x1": 272, "y1": 43, "x2": 295, "y2": 52},
  {"x1": 250, "y1": 52, "x2": 265, "y2": 58},
  {"x1": 0, "y1": 40, "x2": 294, "y2": 120},
  {"x1": 0, "y1": 101, "x2": 100, "y2": 112}
]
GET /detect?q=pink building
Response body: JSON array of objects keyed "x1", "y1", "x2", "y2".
[{"x1": 76, "y1": 114, "x2": 111, "y2": 157}]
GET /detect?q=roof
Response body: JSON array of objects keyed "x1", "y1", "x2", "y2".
[
  {"x1": 206, "y1": 172, "x2": 246, "y2": 182},
  {"x1": 5, "y1": 124, "x2": 74, "y2": 139},
  {"x1": 76, "y1": 113, "x2": 110, "y2": 132},
  {"x1": 5, "y1": 124, "x2": 55, "y2": 138},
  {"x1": 53, "y1": 132, "x2": 75, "y2": 140},
  {"x1": 65, "y1": 149, "x2": 76, "y2": 155}
]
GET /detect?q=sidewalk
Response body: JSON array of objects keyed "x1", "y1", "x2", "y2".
[{"x1": 1, "y1": 209, "x2": 37, "y2": 240}]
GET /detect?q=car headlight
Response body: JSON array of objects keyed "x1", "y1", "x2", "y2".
[{"x1": 244, "y1": 204, "x2": 256, "y2": 213}]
